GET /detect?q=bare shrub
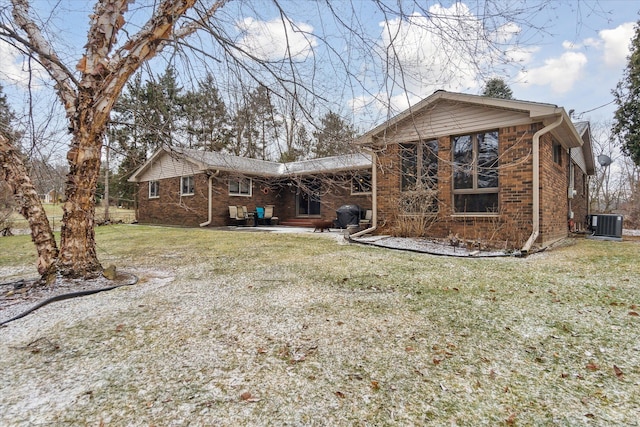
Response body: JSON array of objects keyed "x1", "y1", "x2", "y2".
[{"x1": 391, "y1": 189, "x2": 439, "y2": 237}]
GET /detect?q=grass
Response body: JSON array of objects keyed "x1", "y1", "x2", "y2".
[
  {"x1": 1, "y1": 226, "x2": 639, "y2": 425},
  {"x1": 5, "y1": 203, "x2": 135, "y2": 231}
]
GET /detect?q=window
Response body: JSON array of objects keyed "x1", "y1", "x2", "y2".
[
  {"x1": 352, "y1": 171, "x2": 372, "y2": 194},
  {"x1": 553, "y1": 142, "x2": 563, "y2": 165},
  {"x1": 453, "y1": 131, "x2": 499, "y2": 214},
  {"x1": 229, "y1": 177, "x2": 252, "y2": 196},
  {"x1": 149, "y1": 180, "x2": 159, "y2": 198},
  {"x1": 181, "y1": 176, "x2": 194, "y2": 196},
  {"x1": 400, "y1": 140, "x2": 438, "y2": 191}
]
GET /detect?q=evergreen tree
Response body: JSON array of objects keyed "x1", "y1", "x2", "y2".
[
  {"x1": 312, "y1": 111, "x2": 357, "y2": 158},
  {"x1": 612, "y1": 21, "x2": 640, "y2": 165},
  {"x1": 183, "y1": 74, "x2": 233, "y2": 151},
  {"x1": 0, "y1": 84, "x2": 21, "y2": 143},
  {"x1": 482, "y1": 78, "x2": 514, "y2": 99},
  {"x1": 232, "y1": 85, "x2": 280, "y2": 159}
]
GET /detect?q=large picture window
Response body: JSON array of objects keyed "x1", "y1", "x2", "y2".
[
  {"x1": 181, "y1": 176, "x2": 195, "y2": 196},
  {"x1": 453, "y1": 131, "x2": 499, "y2": 214},
  {"x1": 149, "y1": 180, "x2": 159, "y2": 198},
  {"x1": 229, "y1": 177, "x2": 252, "y2": 196},
  {"x1": 400, "y1": 140, "x2": 438, "y2": 191}
]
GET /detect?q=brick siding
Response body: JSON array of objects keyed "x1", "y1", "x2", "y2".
[
  {"x1": 136, "y1": 172, "x2": 371, "y2": 227},
  {"x1": 375, "y1": 123, "x2": 575, "y2": 248}
]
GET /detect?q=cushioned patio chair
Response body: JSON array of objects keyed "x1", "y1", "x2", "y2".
[{"x1": 228, "y1": 205, "x2": 248, "y2": 225}]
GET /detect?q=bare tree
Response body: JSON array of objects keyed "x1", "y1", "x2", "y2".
[{"x1": 0, "y1": 0, "x2": 557, "y2": 282}]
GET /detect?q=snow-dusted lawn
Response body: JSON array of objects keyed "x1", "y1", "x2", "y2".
[{"x1": 1, "y1": 225, "x2": 639, "y2": 425}]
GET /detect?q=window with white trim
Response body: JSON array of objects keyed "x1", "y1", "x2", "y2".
[
  {"x1": 351, "y1": 171, "x2": 372, "y2": 194},
  {"x1": 229, "y1": 177, "x2": 252, "y2": 196},
  {"x1": 149, "y1": 180, "x2": 159, "y2": 198},
  {"x1": 181, "y1": 176, "x2": 195, "y2": 196},
  {"x1": 452, "y1": 130, "x2": 499, "y2": 214}
]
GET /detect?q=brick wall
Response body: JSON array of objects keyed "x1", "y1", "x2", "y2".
[
  {"x1": 539, "y1": 134, "x2": 569, "y2": 244},
  {"x1": 136, "y1": 172, "x2": 371, "y2": 227},
  {"x1": 374, "y1": 123, "x2": 571, "y2": 248}
]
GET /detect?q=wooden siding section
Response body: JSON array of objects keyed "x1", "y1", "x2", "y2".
[
  {"x1": 137, "y1": 154, "x2": 201, "y2": 182},
  {"x1": 373, "y1": 101, "x2": 533, "y2": 144}
]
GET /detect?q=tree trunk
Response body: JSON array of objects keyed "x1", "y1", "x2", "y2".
[
  {"x1": 0, "y1": 135, "x2": 59, "y2": 283},
  {"x1": 58, "y1": 96, "x2": 105, "y2": 278}
]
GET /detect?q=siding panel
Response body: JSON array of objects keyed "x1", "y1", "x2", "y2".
[{"x1": 377, "y1": 102, "x2": 532, "y2": 143}]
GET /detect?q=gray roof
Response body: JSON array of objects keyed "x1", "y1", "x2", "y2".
[
  {"x1": 129, "y1": 146, "x2": 371, "y2": 182},
  {"x1": 572, "y1": 121, "x2": 590, "y2": 136}
]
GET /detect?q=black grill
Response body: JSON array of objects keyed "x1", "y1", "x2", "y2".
[{"x1": 335, "y1": 204, "x2": 361, "y2": 228}]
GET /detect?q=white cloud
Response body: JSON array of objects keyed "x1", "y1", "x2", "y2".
[
  {"x1": 599, "y1": 22, "x2": 635, "y2": 67},
  {"x1": 0, "y1": 40, "x2": 47, "y2": 87},
  {"x1": 517, "y1": 51, "x2": 587, "y2": 94},
  {"x1": 352, "y1": 2, "x2": 527, "y2": 118},
  {"x1": 236, "y1": 17, "x2": 317, "y2": 62}
]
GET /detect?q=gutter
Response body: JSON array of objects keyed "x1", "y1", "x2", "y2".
[
  {"x1": 350, "y1": 149, "x2": 378, "y2": 238},
  {"x1": 521, "y1": 114, "x2": 564, "y2": 253},
  {"x1": 199, "y1": 170, "x2": 220, "y2": 227}
]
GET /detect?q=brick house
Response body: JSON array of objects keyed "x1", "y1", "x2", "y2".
[
  {"x1": 356, "y1": 90, "x2": 594, "y2": 251},
  {"x1": 128, "y1": 147, "x2": 373, "y2": 227}
]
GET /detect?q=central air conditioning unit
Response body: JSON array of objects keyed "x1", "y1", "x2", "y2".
[{"x1": 587, "y1": 214, "x2": 623, "y2": 241}]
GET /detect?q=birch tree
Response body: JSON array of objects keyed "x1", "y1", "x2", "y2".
[{"x1": 0, "y1": 0, "x2": 228, "y2": 279}]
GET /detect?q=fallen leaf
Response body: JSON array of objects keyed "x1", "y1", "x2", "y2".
[
  {"x1": 432, "y1": 358, "x2": 442, "y2": 365},
  {"x1": 628, "y1": 311, "x2": 639, "y2": 317},
  {"x1": 370, "y1": 381, "x2": 380, "y2": 390},
  {"x1": 586, "y1": 363, "x2": 599, "y2": 371},
  {"x1": 405, "y1": 346, "x2": 414, "y2": 352},
  {"x1": 585, "y1": 413, "x2": 595, "y2": 419},
  {"x1": 613, "y1": 365, "x2": 624, "y2": 379},
  {"x1": 115, "y1": 324, "x2": 124, "y2": 332},
  {"x1": 506, "y1": 413, "x2": 517, "y2": 425},
  {"x1": 257, "y1": 347, "x2": 267, "y2": 354},
  {"x1": 240, "y1": 392, "x2": 252, "y2": 401},
  {"x1": 335, "y1": 391, "x2": 346, "y2": 399}
]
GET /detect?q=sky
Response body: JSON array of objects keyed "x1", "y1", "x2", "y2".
[{"x1": 1, "y1": 0, "x2": 639, "y2": 134}]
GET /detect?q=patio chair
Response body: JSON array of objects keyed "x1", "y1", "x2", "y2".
[
  {"x1": 241, "y1": 205, "x2": 256, "y2": 226},
  {"x1": 229, "y1": 205, "x2": 248, "y2": 225},
  {"x1": 360, "y1": 209, "x2": 373, "y2": 227},
  {"x1": 262, "y1": 205, "x2": 274, "y2": 225}
]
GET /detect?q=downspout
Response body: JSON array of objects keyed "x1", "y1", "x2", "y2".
[
  {"x1": 521, "y1": 115, "x2": 564, "y2": 253},
  {"x1": 199, "y1": 170, "x2": 220, "y2": 227},
  {"x1": 351, "y1": 149, "x2": 377, "y2": 238}
]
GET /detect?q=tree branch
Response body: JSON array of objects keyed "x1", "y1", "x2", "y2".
[{"x1": 10, "y1": 0, "x2": 78, "y2": 120}]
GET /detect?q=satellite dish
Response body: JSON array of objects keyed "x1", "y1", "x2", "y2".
[{"x1": 597, "y1": 154, "x2": 612, "y2": 167}]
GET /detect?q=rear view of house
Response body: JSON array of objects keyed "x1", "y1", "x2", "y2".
[
  {"x1": 358, "y1": 90, "x2": 594, "y2": 250},
  {"x1": 129, "y1": 90, "x2": 594, "y2": 252}
]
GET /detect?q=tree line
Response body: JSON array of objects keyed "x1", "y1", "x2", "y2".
[{"x1": 107, "y1": 67, "x2": 358, "y2": 205}]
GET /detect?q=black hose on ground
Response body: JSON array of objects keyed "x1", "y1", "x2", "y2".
[{"x1": 0, "y1": 273, "x2": 139, "y2": 327}]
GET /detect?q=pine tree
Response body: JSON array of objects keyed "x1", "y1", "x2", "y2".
[
  {"x1": 612, "y1": 21, "x2": 640, "y2": 166},
  {"x1": 312, "y1": 111, "x2": 357, "y2": 158},
  {"x1": 482, "y1": 78, "x2": 513, "y2": 99}
]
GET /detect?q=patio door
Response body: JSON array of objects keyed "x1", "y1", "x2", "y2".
[{"x1": 296, "y1": 179, "x2": 321, "y2": 217}]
